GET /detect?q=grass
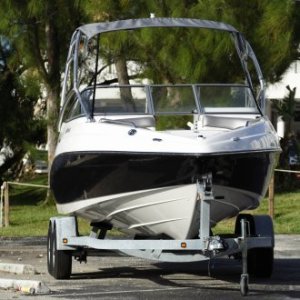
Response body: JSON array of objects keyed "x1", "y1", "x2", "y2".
[
  {"x1": 213, "y1": 190, "x2": 300, "y2": 235},
  {"x1": 0, "y1": 174, "x2": 52, "y2": 237},
  {"x1": 0, "y1": 174, "x2": 120, "y2": 237},
  {"x1": 25, "y1": 142, "x2": 48, "y2": 162},
  {"x1": 1, "y1": 174, "x2": 299, "y2": 237}
]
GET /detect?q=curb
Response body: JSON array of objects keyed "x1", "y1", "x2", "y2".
[
  {"x1": 274, "y1": 250, "x2": 300, "y2": 259},
  {"x1": 0, "y1": 278, "x2": 50, "y2": 294},
  {"x1": 0, "y1": 263, "x2": 38, "y2": 275}
]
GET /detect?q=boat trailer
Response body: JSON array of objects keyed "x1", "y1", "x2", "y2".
[{"x1": 47, "y1": 175, "x2": 274, "y2": 296}]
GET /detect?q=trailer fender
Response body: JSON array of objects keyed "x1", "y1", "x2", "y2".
[{"x1": 50, "y1": 216, "x2": 78, "y2": 250}]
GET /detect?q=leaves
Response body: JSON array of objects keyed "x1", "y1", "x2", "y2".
[
  {"x1": 272, "y1": 85, "x2": 297, "y2": 137},
  {"x1": 272, "y1": 85, "x2": 296, "y2": 121},
  {"x1": 0, "y1": 0, "x2": 299, "y2": 172},
  {"x1": 0, "y1": 70, "x2": 36, "y2": 145}
]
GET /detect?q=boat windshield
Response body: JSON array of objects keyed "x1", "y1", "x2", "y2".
[
  {"x1": 59, "y1": 19, "x2": 265, "y2": 126},
  {"x1": 61, "y1": 84, "x2": 259, "y2": 123},
  {"x1": 151, "y1": 84, "x2": 258, "y2": 114}
]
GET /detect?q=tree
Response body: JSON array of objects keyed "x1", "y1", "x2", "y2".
[
  {"x1": 189, "y1": 0, "x2": 300, "y2": 83},
  {"x1": 272, "y1": 85, "x2": 297, "y2": 137},
  {"x1": 82, "y1": 0, "x2": 199, "y2": 84},
  {"x1": 0, "y1": 0, "x2": 299, "y2": 185},
  {"x1": 0, "y1": 0, "x2": 86, "y2": 169},
  {"x1": 0, "y1": 31, "x2": 41, "y2": 182},
  {"x1": 0, "y1": 1, "x2": 87, "y2": 203},
  {"x1": 83, "y1": 0, "x2": 300, "y2": 86},
  {"x1": 82, "y1": 0, "x2": 147, "y2": 86},
  {"x1": 0, "y1": 68, "x2": 38, "y2": 182},
  {"x1": 272, "y1": 86, "x2": 299, "y2": 190}
]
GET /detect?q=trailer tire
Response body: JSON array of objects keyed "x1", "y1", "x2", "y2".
[
  {"x1": 48, "y1": 221, "x2": 72, "y2": 279},
  {"x1": 248, "y1": 247, "x2": 273, "y2": 278},
  {"x1": 47, "y1": 221, "x2": 53, "y2": 276},
  {"x1": 240, "y1": 274, "x2": 249, "y2": 296},
  {"x1": 235, "y1": 214, "x2": 274, "y2": 278}
]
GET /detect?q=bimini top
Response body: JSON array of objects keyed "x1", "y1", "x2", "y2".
[{"x1": 77, "y1": 18, "x2": 239, "y2": 39}]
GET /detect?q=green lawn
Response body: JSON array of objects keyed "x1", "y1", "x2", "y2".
[
  {"x1": 1, "y1": 175, "x2": 299, "y2": 237},
  {"x1": 213, "y1": 190, "x2": 300, "y2": 235},
  {"x1": 0, "y1": 175, "x2": 119, "y2": 237},
  {"x1": 0, "y1": 175, "x2": 53, "y2": 237}
]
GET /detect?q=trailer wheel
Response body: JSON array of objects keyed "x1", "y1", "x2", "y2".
[
  {"x1": 235, "y1": 214, "x2": 274, "y2": 278},
  {"x1": 47, "y1": 221, "x2": 72, "y2": 279},
  {"x1": 248, "y1": 247, "x2": 273, "y2": 278},
  {"x1": 240, "y1": 274, "x2": 249, "y2": 296},
  {"x1": 47, "y1": 221, "x2": 53, "y2": 276}
]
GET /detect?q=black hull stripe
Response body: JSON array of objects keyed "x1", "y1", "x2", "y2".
[{"x1": 50, "y1": 151, "x2": 278, "y2": 205}]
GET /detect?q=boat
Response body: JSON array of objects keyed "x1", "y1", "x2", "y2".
[{"x1": 50, "y1": 18, "x2": 281, "y2": 240}]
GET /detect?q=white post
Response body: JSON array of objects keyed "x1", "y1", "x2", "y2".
[
  {"x1": 277, "y1": 116, "x2": 285, "y2": 139},
  {"x1": 4, "y1": 182, "x2": 9, "y2": 227},
  {"x1": 0, "y1": 183, "x2": 4, "y2": 227},
  {"x1": 268, "y1": 175, "x2": 275, "y2": 219}
]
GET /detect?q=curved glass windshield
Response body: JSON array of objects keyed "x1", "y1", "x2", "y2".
[{"x1": 60, "y1": 83, "x2": 259, "y2": 123}]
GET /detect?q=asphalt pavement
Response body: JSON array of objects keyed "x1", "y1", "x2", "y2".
[{"x1": 0, "y1": 235, "x2": 299, "y2": 299}]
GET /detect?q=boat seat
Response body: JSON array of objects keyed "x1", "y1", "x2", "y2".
[{"x1": 202, "y1": 115, "x2": 260, "y2": 130}]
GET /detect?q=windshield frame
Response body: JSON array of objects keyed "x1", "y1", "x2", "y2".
[{"x1": 59, "y1": 18, "x2": 265, "y2": 129}]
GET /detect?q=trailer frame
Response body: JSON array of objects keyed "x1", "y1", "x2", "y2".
[{"x1": 47, "y1": 176, "x2": 274, "y2": 296}]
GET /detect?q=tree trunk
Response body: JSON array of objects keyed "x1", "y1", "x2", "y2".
[
  {"x1": 46, "y1": 88, "x2": 59, "y2": 168},
  {"x1": 43, "y1": 1, "x2": 61, "y2": 205},
  {"x1": 43, "y1": 86, "x2": 59, "y2": 206},
  {"x1": 115, "y1": 56, "x2": 130, "y2": 85},
  {"x1": 115, "y1": 57, "x2": 136, "y2": 112}
]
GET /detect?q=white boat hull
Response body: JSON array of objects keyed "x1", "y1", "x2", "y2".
[
  {"x1": 57, "y1": 183, "x2": 262, "y2": 239},
  {"x1": 51, "y1": 18, "x2": 281, "y2": 241}
]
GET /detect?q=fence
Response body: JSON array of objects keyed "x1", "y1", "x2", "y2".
[
  {"x1": 0, "y1": 169, "x2": 299, "y2": 227},
  {"x1": 268, "y1": 168, "x2": 300, "y2": 219},
  {"x1": 0, "y1": 181, "x2": 49, "y2": 227}
]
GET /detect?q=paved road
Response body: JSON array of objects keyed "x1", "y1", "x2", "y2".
[{"x1": 0, "y1": 235, "x2": 299, "y2": 299}]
